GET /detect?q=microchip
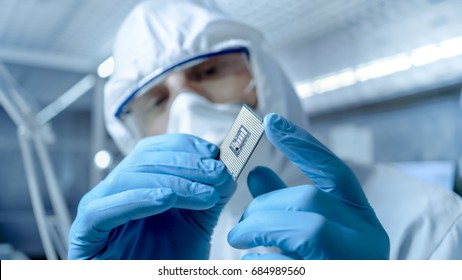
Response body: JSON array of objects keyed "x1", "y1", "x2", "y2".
[{"x1": 219, "y1": 105, "x2": 264, "y2": 180}]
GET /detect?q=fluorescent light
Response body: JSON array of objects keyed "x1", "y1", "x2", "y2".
[
  {"x1": 439, "y1": 36, "x2": 462, "y2": 59},
  {"x1": 410, "y1": 44, "x2": 440, "y2": 66},
  {"x1": 334, "y1": 69, "x2": 356, "y2": 87},
  {"x1": 97, "y1": 56, "x2": 114, "y2": 78},
  {"x1": 295, "y1": 82, "x2": 314, "y2": 98},
  {"x1": 356, "y1": 54, "x2": 411, "y2": 82},
  {"x1": 94, "y1": 150, "x2": 113, "y2": 170},
  {"x1": 295, "y1": 35, "x2": 462, "y2": 98},
  {"x1": 312, "y1": 69, "x2": 356, "y2": 94}
]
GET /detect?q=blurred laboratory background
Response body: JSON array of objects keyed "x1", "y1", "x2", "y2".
[{"x1": 1, "y1": 0, "x2": 462, "y2": 259}]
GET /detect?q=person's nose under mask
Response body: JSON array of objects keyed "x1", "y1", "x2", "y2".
[{"x1": 166, "y1": 92, "x2": 244, "y2": 145}]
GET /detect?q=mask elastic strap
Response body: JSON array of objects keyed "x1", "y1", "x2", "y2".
[
  {"x1": 240, "y1": 51, "x2": 256, "y2": 97},
  {"x1": 243, "y1": 79, "x2": 255, "y2": 96}
]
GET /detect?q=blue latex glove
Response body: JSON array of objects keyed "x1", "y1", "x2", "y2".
[
  {"x1": 68, "y1": 134, "x2": 236, "y2": 259},
  {"x1": 228, "y1": 113, "x2": 390, "y2": 260}
]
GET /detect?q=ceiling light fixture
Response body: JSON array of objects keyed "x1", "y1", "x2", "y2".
[
  {"x1": 97, "y1": 56, "x2": 114, "y2": 78},
  {"x1": 296, "y1": 35, "x2": 462, "y2": 97}
]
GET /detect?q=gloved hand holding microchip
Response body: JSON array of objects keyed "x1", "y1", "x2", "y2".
[
  {"x1": 68, "y1": 134, "x2": 236, "y2": 259},
  {"x1": 227, "y1": 113, "x2": 390, "y2": 260}
]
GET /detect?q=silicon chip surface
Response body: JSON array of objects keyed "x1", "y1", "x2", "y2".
[{"x1": 219, "y1": 105, "x2": 264, "y2": 180}]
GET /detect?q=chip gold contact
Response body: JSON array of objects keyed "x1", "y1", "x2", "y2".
[{"x1": 219, "y1": 105, "x2": 264, "y2": 180}]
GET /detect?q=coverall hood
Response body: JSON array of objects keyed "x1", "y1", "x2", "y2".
[{"x1": 104, "y1": 0, "x2": 308, "y2": 154}]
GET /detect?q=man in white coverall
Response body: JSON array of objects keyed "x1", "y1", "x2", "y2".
[{"x1": 68, "y1": 0, "x2": 462, "y2": 259}]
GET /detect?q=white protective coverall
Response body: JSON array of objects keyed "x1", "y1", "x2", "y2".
[{"x1": 104, "y1": 0, "x2": 462, "y2": 259}]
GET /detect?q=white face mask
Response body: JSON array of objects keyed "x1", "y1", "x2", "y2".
[{"x1": 166, "y1": 92, "x2": 243, "y2": 145}]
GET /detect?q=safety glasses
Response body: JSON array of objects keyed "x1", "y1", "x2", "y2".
[{"x1": 117, "y1": 47, "x2": 256, "y2": 137}]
